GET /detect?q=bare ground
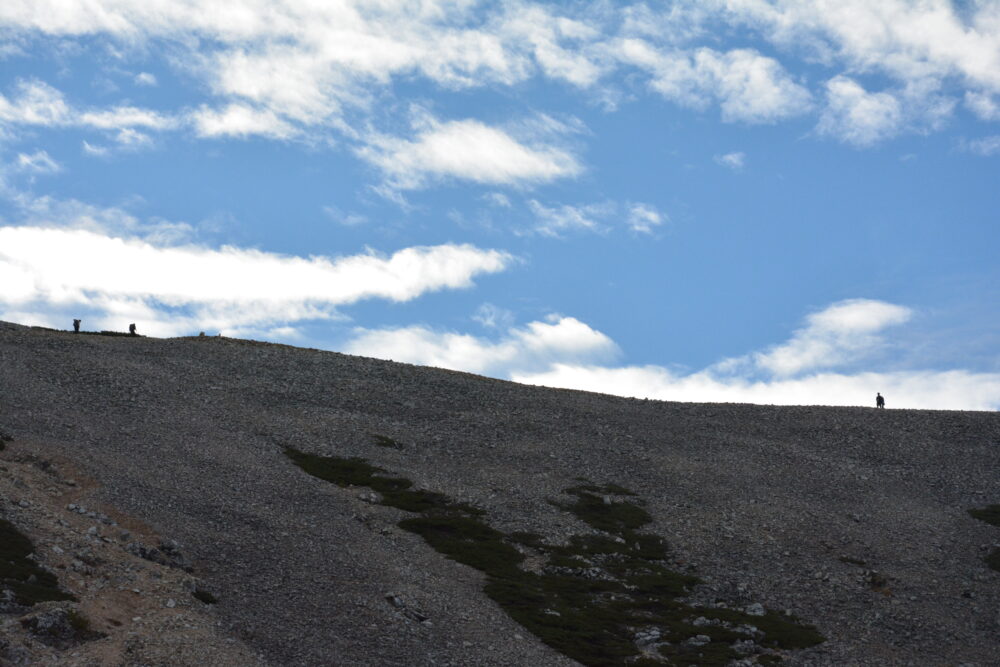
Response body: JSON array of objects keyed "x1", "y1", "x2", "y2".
[{"x1": 1, "y1": 320, "x2": 998, "y2": 666}]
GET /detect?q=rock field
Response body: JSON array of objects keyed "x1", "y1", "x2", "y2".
[{"x1": 1, "y1": 320, "x2": 999, "y2": 666}]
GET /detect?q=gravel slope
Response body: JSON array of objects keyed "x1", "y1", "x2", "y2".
[{"x1": 1, "y1": 320, "x2": 998, "y2": 666}]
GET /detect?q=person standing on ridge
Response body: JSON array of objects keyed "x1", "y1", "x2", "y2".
[
  {"x1": 876, "y1": 393, "x2": 885, "y2": 409},
  {"x1": 129, "y1": 323, "x2": 137, "y2": 335},
  {"x1": 72, "y1": 319, "x2": 80, "y2": 333}
]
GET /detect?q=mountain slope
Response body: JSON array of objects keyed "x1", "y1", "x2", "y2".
[{"x1": 1, "y1": 320, "x2": 998, "y2": 665}]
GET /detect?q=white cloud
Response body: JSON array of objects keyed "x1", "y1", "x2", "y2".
[
  {"x1": 714, "y1": 151, "x2": 745, "y2": 170},
  {"x1": 82, "y1": 141, "x2": 110, "y2": 157},
  {"x1": 0, "y1": 79, "x2": 70, "y2": 125},
  {"x1": 191, "y1": 103, "x2": 298, "y2": 140},
  {"x1": 512, "y1": 364, "x2": 1000, "y2": 411},
  {"x1": 527, "y1": 200, "x2": 609, "y2": 237},
  {"x1": 965, "y1": 91, "x2": 1000, "y2": 121},
  {"x1": 341, "y1": 298, "x2": 998, "y2": 410},
  {"x1": 473, "y1": 302, "x2": 515, "y2": 330},
  {"x1": 15, "y1": 150, "x2": 60, "y2": 174},
  {"x1": 625, "y1": 203, "x2": 664, "y2": 234},
  {"x1": 719, "y1": 1, "x2": 1000, "y2": 97},
  {"x1": 816, "y1": 76, "x2": 903, "y2": 147},
  {"x1": 322, "y1": 205, "x2": 367, "y2": 227},
  {"x1": 1, "y1": 0, "x2": 998, "y2": 150},
  {"x1": 526, "y1": 199, "x2": 665, "y2": 237},
  {"x1": 78, "y1": 106, "x2": 174, "y2": 130},
  {"x1": 616, "y1": 40, "x2": 812, "y2": 123},
  {"x1": 0, "y1": 79, "x2": 175, "y2": 147},
  {"x1": 966, "y1": 135, "x2": 1000, "y2": 156},
  {"x1": 746, "y1": 299, "x2": 913, "y2": 377},
  {"x1": 134, "y1": 72, "x2": 157, "y2": 86},
  {"x1": 357, "y1": 117, "x2": 581, "y2": 190},
  {"x1": 0, "y1": 225, "x2": 512, "y2": 337},
  {"x1": 344, "y1": 315, "x2": 619, "y2": 376},
  {"x1": 113, "y1": 128, "x2": 154, "y2": 149},
  {"x1": 483, "y1": 192, "x2": 512, "y2": 208}
]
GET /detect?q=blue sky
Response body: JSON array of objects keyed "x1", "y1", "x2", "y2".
[{"x1": 1, "y1": 1, "x2": 998, "y2": 409}]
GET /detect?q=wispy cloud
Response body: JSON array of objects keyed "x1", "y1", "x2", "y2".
[
  {"x1": 714, "y1": 151, "x2": 745, "y2": 170},
  {"x1": 14, "y1": 150, "x2": 60, "y2": 174},
  {"x1": 526, "y1": 200, "x2": 609, "y2": 237},
  {"x1": 134, "y1": 72, "x2": 157, "y2": 87},
  {"x1": 965, "y1": 135, "x2": 1000, "y2": 157},
  {"x1": 525, "y1": 199, "x2": 665, "y2": 237},
  {"x1": 625, "y1": 203, "x2": 664, "y2": 234}
]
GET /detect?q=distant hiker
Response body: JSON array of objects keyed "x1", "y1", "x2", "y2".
[
  {"x1": 129, "y1": 323, "x2": 137, "y2": 335},
  {"x1": 72, "y1": 319, "x2": 80, "y2": 333},
  {"x1": 876, "y1": 393, "x2": 885, "y2": 409}
]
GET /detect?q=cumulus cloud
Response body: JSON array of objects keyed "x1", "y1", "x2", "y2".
[
  {"x1": 357, "y1": 117, "x2": 581, "y2": 190},
  {"x1": 343, "y1": 315, "x2": 619, "y2": 376},
  {"x1": 746, "y1": 299, "x2": 913, "y2": 377},
  {"x1": 0, "y1": 225, "x2": 512, "y2": 337},
  {"x1": 616, "y1": 40, "x2": 812, "y2": 123},
  {"x1": 1, "y1": 0, "x2": 998, "y2": 150},
  {"x1": 342, "y1": 299, "x2": 1000, "y2": 410},
  {"x1": 714, "y1": 151, "x2": 745, "y2": 170},
  {"x1": 718, "y1": 0, "x2": 1000, "y2": 96},
  {"x1": 191, "y1": 104, "x2": 298, "y2": 140},
  {"x1": 816, "y1": 76, "x2": 903, "y2": 147}
]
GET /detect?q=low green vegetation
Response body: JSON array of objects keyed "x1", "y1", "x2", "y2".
[
  {"x1": 968, "y1": 505, "x2": 1000, "y2": 527},
  {"x1": 0, "y1": 518, "x2": 75, "y2": 606},
  {"x1": 192, "y1": 588, "x2": 218, "y2": 604},
  {"x1": 985, "y1": 548, "x2": 1000, "y2": 572},
  {"x1": 285, "y1": 448, "x2": 824, "y2": 665},
  {"x1": 371, "y1": 434, "x2": 405, "y2": 449},
  {"x1": 967, "y1": 505, "x2": 1000, "y2": 571}
]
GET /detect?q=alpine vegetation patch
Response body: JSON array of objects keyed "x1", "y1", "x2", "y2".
[{"x1": 285, "y1": 447, "x2": 824, "y2": 665}]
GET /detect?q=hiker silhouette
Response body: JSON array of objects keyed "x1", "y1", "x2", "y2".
[
  {"x1": 129, "y1": 323, "x2": 137, "y2": 335},
  {"x1": 876, "y1": 393, "x2": 885, "y2": 409},
  {"x1": 72, "y1": 319, "x2": 80, "y2": 333}
]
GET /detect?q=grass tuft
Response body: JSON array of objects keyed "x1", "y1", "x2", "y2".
[
  {"x1": 192, "y1": 588, "x2": 218, "y2": 604},
  {"x1": 0, "y1": 518, "x2": 75, "y2": 605},
  {"x1": 968, "y1": 505, "x2": 1000, "y2": 527},
  {"x1": 985, "y1": 548, "x2": 1000, "y2": 572},
  {"x1": 371, "y1": 434, "x2": 405, "y2": 449}
]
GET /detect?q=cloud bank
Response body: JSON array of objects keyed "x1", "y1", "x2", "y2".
[
  {"x1": 0, "y1": 225, "x2": 512, "y2": 337},
  {"x1": 343, "y1": 299, "x2": 1000, "y2": 410}
]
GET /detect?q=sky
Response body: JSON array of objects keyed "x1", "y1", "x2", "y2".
[{"x1": 0, "y1": 1, "x2": 998, "y2": 410}]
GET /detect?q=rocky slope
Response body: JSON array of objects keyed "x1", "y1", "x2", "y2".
[{"x1": 1, "y1": 320, "x2": 998, "y2": 666}]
